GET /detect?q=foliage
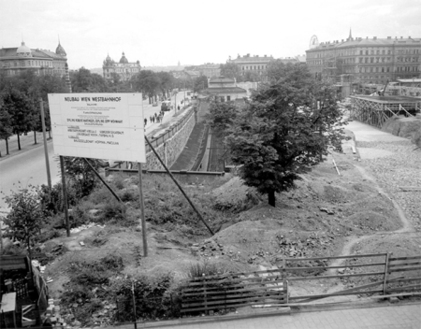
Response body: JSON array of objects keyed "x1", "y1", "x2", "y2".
[
  {"x1": 207, "y1": 98, "x2": 240, "y2": 136},
  {"x1": 111, "y1": 272, "x2": 179, "y2": 321},
  {"x1": 98, "y1": 200, "x2": 127, "y2": 223},
  {"x1": 70, "y1": 67, "x2": 109, "y2": 92},
  {"x1": 3, "y1": 186, "x2": 44, "y2": 257},
  {"x1": 220, "y1": 62, "x2": 242, "y2": 81},
  {"x1": 225, "y1": 63, "x2": 348, "y2": 206},
  {"x1": 131, "y1": 70, "x2": 161, "y2": 99},
  {"x1": 0, "y1": 100, "x2": 13, "y2": 152},
  {"x1": 63, "y1": 157, "x2": 101, "y2": 199},
  {"x1": 187, "y1": 259, "x2": 229, "y2": 279},
  {"x1": 193, "y1": 75, "x2": 208, "y2": 93}
]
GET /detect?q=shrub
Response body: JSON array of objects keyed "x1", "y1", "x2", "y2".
[
  {"x1": 98, "y1": 200, "x2": 127, "y2": 223},
  {"x1": 187, "y1": 259, "x2": 228, "y2": 279}
]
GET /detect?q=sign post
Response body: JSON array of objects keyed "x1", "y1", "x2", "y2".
[{"x1": 48, "y1": 93, "x2": 147, "y2": 251}]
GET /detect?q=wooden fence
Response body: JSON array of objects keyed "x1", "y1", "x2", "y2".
[
  {"x1": 180, "y1": 253, "x2": 421, "y2": 313},
  {"x1": 181, "y1": 269, "x2": 288, "y2": 314}
]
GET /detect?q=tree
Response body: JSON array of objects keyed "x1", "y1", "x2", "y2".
[
  {"x1": 220, "y1": 63, "x2": 242, "y2": 81},
  {"x1": 3, "y1": 186, "x2": 44, "y2": 259},
  {"x1": 156, "y1": 71, "x2": 175, "y2": 98},
  {"x1": 208, "y1": 98, "x2": 239, "y2": 136},
  {"x1": 70, "y1": 68, "x2": 109, "y2": 92},
  {"x1": 0, "y1": 99, "x2": 13, "y2": 156},
  {"x1": 131, "y1": 70, "x2": 161, "y2": 103},
  {"x1": 2, "y1": 87, "x2": 35, "y2": 150},
  {"x1": 193, "y1": 75, "x2": 208, "y2": 93},
  {"x1": 225, "y1": 63, "x2": 347, "y2": 206}
]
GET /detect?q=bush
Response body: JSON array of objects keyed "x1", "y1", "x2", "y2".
[
  {"x1": 187, "y1": 259, "x2": 228, "y2": 279},
  {"x1": 98, "y1": 200, "x2": 127, "y2": 223},
  {"x1": 111, "y1": 272, "x2": 180, "y2": 321}
]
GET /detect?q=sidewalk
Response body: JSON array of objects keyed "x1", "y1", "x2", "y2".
[{"x1": 115, "y1": 302, "x2": 421, "y2": 329}]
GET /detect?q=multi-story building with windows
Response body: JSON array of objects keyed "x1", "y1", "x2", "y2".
[
  {"x1": 227, "y1": 54, "x2": 274, "y2": 76},
  {"x1": 0, "y1": 41, "x2": 68, "y2": 77},
  {"x1": 306, "y1": 33, "x2": 421, "y2": 85},
  {"x1": 102, "y1": 52, "x2": 141, "y2": 81}
]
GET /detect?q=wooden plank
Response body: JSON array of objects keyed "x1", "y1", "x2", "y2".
[
  {"x1": 182, "y1": 293, "x2": 286, "y2": 308},
  {"x1": 183, "y1": 290, "x2": 285, "y2": 304},
  {"x1": 386, "y1": 284, "x2": 421, "y2": 292},
  {"x1": 184, "y1": 278, "x2": 285, "y2": 290},
  {"x1": 389, "y1": 266, "x2": 421, "y2": 273},
  {"x1": 280, "y1": 253, "x2": 387, "y2": 262},
  {"x1": 383, "y1": 252, "x2": 391, "y2": 295},
  {"x1": 284, "y1": 262, "x2": 385, "y2": 272},
  {"x1": 181, "y1": 299, "x2": 286, "y2": 313},
  {"x1": 186, "y1": 275, "x2": 283, "y2": 287},
  {"x1": 288, "y1": 289, "x2": 384, "y2": 301},
  {"x1": 388, "y1": 261, "x2": 421, "y2": 268},
  {"x1": 181, "y1": 296, "x2": 287, "y2": 312},
  {"x1": 287, "y1": 271, "x2": 385, "y2": 282},
  {"x1": 188, "y1": 269, "x2": 282, "y2": 282},
  {"x1": 386, "y1": 277, "x2": 421, "y2": 284},
  {"x1": 389, "y1": 255, "x2": 421, "y2": 261},
  {"x1": 182, "y1": 284, "x2": 284, "y2": 296}
]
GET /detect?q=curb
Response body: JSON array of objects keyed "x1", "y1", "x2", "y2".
[{"x1": 114, "y1": 307, "x2": 291, "y2": 329}]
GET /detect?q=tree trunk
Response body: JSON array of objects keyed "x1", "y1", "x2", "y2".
[
  {"x1": 268, "y1": 190, "x2": 276, "y2": 207},
  {"x1": 34, "y1": 131, "x2": 37, "y2": 144},
  {"x1": 17, "y1": 133, "x2": 21, "y2": 150},
  {"x1": 6, "y1": 137, "x2": 9, "y2": 155}
]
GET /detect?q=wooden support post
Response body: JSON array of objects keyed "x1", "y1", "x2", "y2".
[
  {"x1": 138, "y1": 163, "x2": 148, "y2": 257},
  {"x1": 60, "y1": 156, "x2": 71, "y2": 237},
  {"x1": 383, "y1": 252, "x2": 392, "y2": 295}
]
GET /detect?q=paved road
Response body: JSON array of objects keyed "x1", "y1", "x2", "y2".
[{"x1": 0, "y1": 140, "x2": 60, "y2": 208}]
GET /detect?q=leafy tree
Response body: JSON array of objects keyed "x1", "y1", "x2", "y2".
[
  {"x1": 156, "y1": 71, "x2": 175, "y2": 98},
  {"x1": 70, "y1": 68, "x2": 109, "y2": 92},
  {"x1": 63, "y1": 157, "x2": 102, "y2": 199},
  {"x1": 225, "y1": 63, "x2": 347, "y2": 206},
  {"x1": 208, "y1": 98, "x2": 239, "y2": 136},
  {"x1": 131, "y1": 70, "x2": 161, "y2": 103},
  {"x1": 193, "y1": 75, "x2": 208, "y2": 93},
  {"x1": 2, "y1": 87, "x2": 35, "y2": 150},
  {"x1": 0, "y1": 99, "x2": 13, "y2": 156},
  {"x1": 220, "y1": 63, "x2": 242, "y2": 81},
  {"x1": 3, "y1": 186, "x2": 44, "y2": 259}
]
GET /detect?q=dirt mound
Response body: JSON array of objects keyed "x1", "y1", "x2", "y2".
[
  {"x1": 382, "y1": 116, "x2": 421, "y2": 143},
  {"x1": 212, "y1": 176, "x2": 261, "y2": 212}
]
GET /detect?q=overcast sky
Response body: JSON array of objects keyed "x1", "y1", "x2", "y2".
[{"x1": 1, "y1": 0, "x2": 420, "y2": 70}]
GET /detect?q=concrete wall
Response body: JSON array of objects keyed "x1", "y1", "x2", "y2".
[{"x1": 144, "y1": 107, "x2": 196, "y2": 170}]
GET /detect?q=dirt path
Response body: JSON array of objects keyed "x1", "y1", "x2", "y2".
[{"x1": 327, "y1": 163, "x2": 415, "y2": 275}]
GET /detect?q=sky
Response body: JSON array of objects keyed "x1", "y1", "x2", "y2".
[{"x1": 1, "y1": 0, "x2": 421, "y2": 70}]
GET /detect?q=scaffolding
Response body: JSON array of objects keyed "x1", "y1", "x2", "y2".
[{"x1": 350, "y1": 95, "x2": 421, "y2": 128}]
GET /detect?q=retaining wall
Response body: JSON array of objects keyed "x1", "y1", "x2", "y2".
[{"x1": 144, "y1": 106, "x2": 196, "y2": 170}]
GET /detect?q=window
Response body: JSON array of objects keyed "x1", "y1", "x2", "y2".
[{"x1": 227, "y1": 96, "x2": 231, "y2": 101}]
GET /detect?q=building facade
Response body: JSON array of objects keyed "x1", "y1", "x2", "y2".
[
  {"x1": 228, "y1": 54, "x2": 274, "y2": 76},
  {"x1": 306, "y1": 34, "x2": 421, "y2": 85},
  {"x1": 0, "y1": 41, "x2": 68, "y2": 77},
  {"x1": 102, "y1": 52, "x2": 141, "y2": 81},
  {"x1": 203, "y1": 76, "x2": 247, "y2": 101}
]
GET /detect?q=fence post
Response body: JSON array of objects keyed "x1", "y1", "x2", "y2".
[{"x1": 383, "y1": 252, "x2": 392, "y2": 295}]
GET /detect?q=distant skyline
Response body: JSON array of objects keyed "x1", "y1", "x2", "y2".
[{"x1": 1, "y1": 0, "x2": 420, "y2": 70}]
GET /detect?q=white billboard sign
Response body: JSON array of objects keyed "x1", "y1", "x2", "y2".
[{"x1": 48, "y1": 93, "x2": 145, "y2": 163}]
